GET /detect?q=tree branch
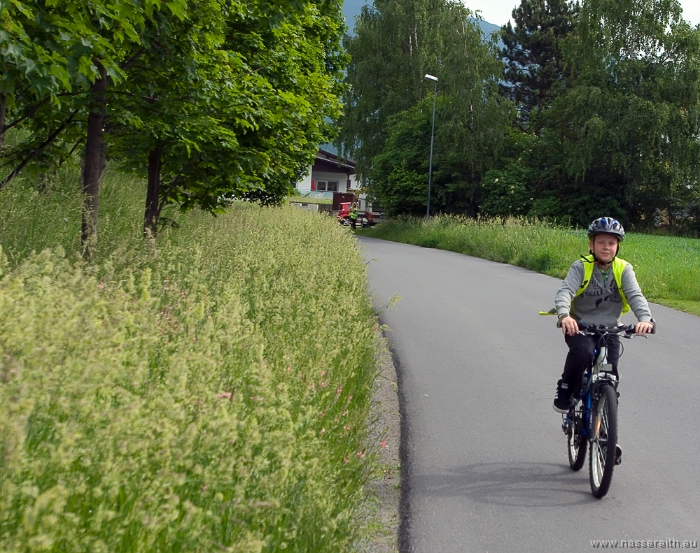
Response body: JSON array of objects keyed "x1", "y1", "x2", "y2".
[
  {"x1": 121, "y1": 47, "x2": 146, "y2": 71},
  {"x1": 57, "y1": 139, "x2": 84, "y2": 169},
  {"x1": 3, "y1": 97, "x2": 50, "y2": 133},
  {"x1": 0, "y1": 109, "x2": 79, "y2": 190},
  {"x1": 157, "y1": 161, "x2": 192, "y2": 217}
]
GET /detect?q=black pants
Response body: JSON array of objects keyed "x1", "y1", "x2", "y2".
[{"x1": 561, "y1": 333, "x2": 620, "y2": 398}]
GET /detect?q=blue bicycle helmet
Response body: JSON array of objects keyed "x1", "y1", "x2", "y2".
[{"x1": 588, "y1": 217, "x2": 625, "y2": 241}]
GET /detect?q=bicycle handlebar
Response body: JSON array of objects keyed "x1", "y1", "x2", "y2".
[{"x1": 577, "y1": 321, "x2": 656, "y2": 336}]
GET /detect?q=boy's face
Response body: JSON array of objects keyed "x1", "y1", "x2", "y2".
[{"x1": 589, "y1": 234, "x2": 619, "y2": 264}]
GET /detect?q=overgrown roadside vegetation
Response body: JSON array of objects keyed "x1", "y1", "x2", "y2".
[
  {"x1": 359, "y1": 216, "x2": 700, "y2": 316},
  {"x1": 0, "y1": 174, "x2": 388, "y2": 552}
]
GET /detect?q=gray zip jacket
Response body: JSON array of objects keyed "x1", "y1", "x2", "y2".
[{"x1": 555, "y1": 258, "x2": 653, "y2": 327}]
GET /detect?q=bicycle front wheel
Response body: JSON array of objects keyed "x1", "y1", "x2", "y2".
[
  {"x1": 589, "y1": 384, "x2": 618, "y2": 498},
  {"x1": 567, "y1": 402, "x2": 586, "y2": 471}
]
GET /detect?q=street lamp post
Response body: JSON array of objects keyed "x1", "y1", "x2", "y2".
[{"x1": 424, "y1": 73, "x2": 438, "y2": 219}]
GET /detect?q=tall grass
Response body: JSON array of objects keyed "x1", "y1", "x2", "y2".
[
  {"x1": 0, "y1": 166, "x2": 153, "y2": 267},
  {"x1": 1, "y1": 174, "x2": 382, "y2": 551},
  {"x1": 362, "y1": 215, "x2": 700, "y2": 315}
]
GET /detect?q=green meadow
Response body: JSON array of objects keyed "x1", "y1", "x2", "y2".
[
  {"x1": 360, "y1": 216, "x2": 700, "y2": 316},
  {"x1": 0, "y1": 172, "x2": 383, "y2": 552}
]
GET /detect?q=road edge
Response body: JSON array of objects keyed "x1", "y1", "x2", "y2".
[{"x1": 361, "y1": 330, "x2": 403, "y2": 553}]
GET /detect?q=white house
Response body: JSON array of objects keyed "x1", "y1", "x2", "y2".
[
  {"x1": 294, "y1": 148, "x2": 381, "y2": 214},
  {"x1": 295, "y1": 148, "x2": 357, "y2": 197}
]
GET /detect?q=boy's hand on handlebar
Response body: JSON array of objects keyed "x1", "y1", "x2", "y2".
[
  {"x1": 635, "y1": 321, "x2": 654, "y2": 334},
  {"x1": 560, "y1": 316, "x2": 579, "y2": 336}
]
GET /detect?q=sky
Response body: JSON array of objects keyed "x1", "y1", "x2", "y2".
[{"x1": 463, "y1": 0, "x2": 700, "y2": 27}]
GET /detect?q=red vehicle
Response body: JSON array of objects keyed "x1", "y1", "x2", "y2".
[{"x1": 337, "y1": 202, "x2": 376, "y2": 228}]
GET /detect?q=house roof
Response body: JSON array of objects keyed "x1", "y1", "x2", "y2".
[{"x1": 316, "y1": 148, "x2": 356, "y2": 171}]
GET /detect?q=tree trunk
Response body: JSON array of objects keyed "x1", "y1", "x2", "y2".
[
  {"x1": 0, "y1": 93, "x2": 6, "y2": 154},
  {"x1": 81, "y1": 61, "x2": 108, "y2": 257},
  {"x1": 144, "y1": 145, "x2": 163, "y2": 238}
]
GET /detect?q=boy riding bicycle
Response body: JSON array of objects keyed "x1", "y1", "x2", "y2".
[{"x1": 552, "y1": 217, "x2": 655, "y2": 413}]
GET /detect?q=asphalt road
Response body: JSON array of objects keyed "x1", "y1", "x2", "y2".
[{"x1": 359, "y1": 236, "x2": 700, "y2": 553}]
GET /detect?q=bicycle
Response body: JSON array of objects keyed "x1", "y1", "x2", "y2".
[{"x1": 562, "y1": 322, "x2": 653, "y2": 498}]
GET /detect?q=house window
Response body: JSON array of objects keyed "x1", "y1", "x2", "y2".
[{"x1": 316, "y1": 180, "x2": 338, "y2": 192}]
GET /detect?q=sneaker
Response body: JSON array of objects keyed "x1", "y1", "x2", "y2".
[
  {"x1": 614, "y1": 444, "x2": 622, "y2": 466},
  {"x1": 553, "y1": 379, "x2": 571, "y2": 413}
]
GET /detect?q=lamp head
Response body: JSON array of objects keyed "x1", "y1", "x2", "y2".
[{"x1": 424, "y1": 74, "x2": 438, "y2": 82}]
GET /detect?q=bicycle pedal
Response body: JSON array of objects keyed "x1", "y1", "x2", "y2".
[{"x1": 614, "y1": 445, "x2": 622, "y2": 466}]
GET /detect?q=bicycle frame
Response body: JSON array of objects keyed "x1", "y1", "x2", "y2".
[{"x1": 577, "y1": 343, "x2": 617, "y2": 442}]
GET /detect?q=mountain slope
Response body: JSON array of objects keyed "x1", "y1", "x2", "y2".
[{"x1": 342, "y1": 0, "x2": 501, "y2": 37}]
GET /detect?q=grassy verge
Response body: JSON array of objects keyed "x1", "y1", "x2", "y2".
[
  {"x1": 1, "y1": 174, "x2": 383, "y2": 551},
  {"x1": 358, "y1": 215, "x2": 700, "y2": 316}
]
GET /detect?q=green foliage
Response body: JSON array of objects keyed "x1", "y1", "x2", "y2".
[
  {"x1": 500, "y1": 0, "x2": 579, "y2": 131},
  {"x1": 360, "y1": 215, "x2": 700, "y2": 314},
  {"x1": 481, "y1": 0, "x2": 700, "y2": 231},
  {"x1": 1, "y1": 0, "x2": 348, "y2": 241},
  {"x1": 340, "y1": 0, "x2": 426, "y2": 175},
  {"x1": 342, "y1": 0, "x2": 514, "y2": 216},
  {"x1": 370, "y1": 101, "x2": 434, "y2": 216},
  {"x1": 0, "y1": 0, "x2": 176, "y2": 98},
  {"x1": 538, "y1": 0, "x2": 700, "y2": 228},
  {"x1": 384, "y1": 166, "x2": 429, "y2": 216},
  {"x1": 111, "y1": 0, "x2": 348, "y2": 216},
  {"x1": 476, "y1": 127, "x2": 536, "y2": 217},
  {"x1": 0, "y1": 200, "x2": 381, "y2": 552},
  {"x1": 480, "y1": 163, "x2": 533, "y2": 218}
]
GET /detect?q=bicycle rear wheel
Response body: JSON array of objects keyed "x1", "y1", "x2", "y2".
[
  {"x1": 589, "y1": 384, "x2": 618, "y2": 498},
  {"x1": 567, "y1": 402, "x2": 586, "y2": 471}
]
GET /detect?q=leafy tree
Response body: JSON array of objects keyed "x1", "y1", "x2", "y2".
[
  {"x1": 543, "y1": 0, "x2": 700, "y2": 229},
  {"x1": 109, "y1": 0, "x2": 347, "y2": 235},
  {"x1": 371, "y1": 100, "x2": 434, "y2": 216},
  {"x1": 0, "y1": 0, "x2": 153, "y2": 151},
  {"x1": 0, "y1": 0, "x2": 185, "y2": 253},
  {"x1": 492, "y1": 0, "x2": 700, "y2": 231},
  {"x1": 479, "y1": 131, "x2": 536, "y2": 217},
  {"x1": 2, "y1": 0, "x2": 347, "y2": 244},
  {"x1": 340, "y1": 0, "x2": 429, "y2": 177},
  {"x1": 341, "y1": 0, "x2": 513, "y2": 216},
  {"x1": 106, "y1": 0, "x2": 233, "y2": 236}
]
